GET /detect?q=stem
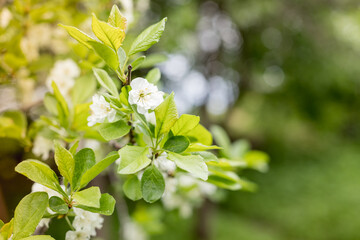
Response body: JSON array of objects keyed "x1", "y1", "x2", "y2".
[
  {"x1": 126, "y1": 65, "x2": 133, "y2": 85},
  {"x1": 65, "y1": 216, "x2": 75, "y2": 231}
]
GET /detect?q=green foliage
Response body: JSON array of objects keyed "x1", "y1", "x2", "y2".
[
  {"x1": 72, "y1": 148, "x2": 96, "y2": 190},
  {"x1": 128, "y1": 18, "x2": 167, "y2": 56},
  {"x1": 171, "y1": 114, "x2": 200, "y2": 136},
  {"x1": 155, "y1": 92, "x2": 178, "y2": 138},
  {"x1": 141, "y1": 165, "x2": 165, "y2": 203},
  {"x1": 93, "y1": 68, "x2": 118, "y2": 96},
  {"x1": 168, "y1": 152, "x2": 208, "y2": 180},
  {"x1": 118, "y1": 146, "x2": 151, "y2": 174},
  {"x1": 88, "y1": 41, "x2": 119, "y2": 70},
  {"x1": 54, "y1": 142, "x2": 75, "y2": 186},
  {"x1": 59, "y1": 24, "x2": 94, "y2": 49},
  {"x1": 49, "y1": 196, "x2": 68, "y2": 215},
  {"x1": 13, "y1": 192, "x2": 48, "y2": 240},
  {"x1": 73, "y1": 187, "x2": 101, "y2": 208},
  {"x1": 163, "y1": 136, "x2": 190, "y2": 153},
  {"x1": 123, "y1": 175, "x2": 143, "y2": 201},
  {"x1": 15, "y1": 160, "x2": 67, "y2": 197},
  {"x1": 131, "y1": 55, "x2": 146, "y2": 70},
  {"x1": 98, "y1": 120, "x2": 131, "y2": 141},
  {"x1": 146, "y1": 68, "x2": 161, "y2": 84},
  {"x1": 75, "y1": 193, "x2": 115, "y2": 216}
]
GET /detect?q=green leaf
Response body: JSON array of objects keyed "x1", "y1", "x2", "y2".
[
  {"x1": 186, "y1": 143, "x2": 221, "y2": 152},
  {"x1": 140, "y1": 165, "x2": 165, "y2": 203},
  {"x1": 75, "y1": 193, "x2": 115, "y2": 215},
  {"x1": 146, "y1": 68, "x2": 161, "y2": 84},
  {"x1": 51, "y1": 81, "x2": 69, "y2": 121},
  {"x1": 108, "y1": 5, "x2": 127, "y2": 30},
  {"x1": 167, "y1": 152, "x2": 208, "y2": 180},
  {"x1": 73, "y1": 186, "x2": 101, "y2": 208},
  {"x1": 0, "y1": 219, "x2": 3, "y2": 228},
  {"x1": 72, "y1": 103, "x2": 91, "y2": 130},
  {"x1": 13, "y1": 192, "x2": 48, "y2": 240},
  {"x1": 140, "y1": 53, "x2": 167, "y2": 68},
  {"x1": 72, "y1": 74, "x2": 96, "y2": 105},
  {"x1": 207, "y1": 170, "x2": 242, "y2": 190},
  {"x1": 130, "y1": 56, "x2": 146, "y2": 71},
  {"x1": 119, "y1": 85, "x2": 131, "y2": 107},
  {"x1": 93, "y1": 68, "x2": 118, "y2": 96},
  {"x1": 98, "y1": 119, "x2": 131, "y2": 141},
  {"x1": 80, "y1": 152, "x2": 119, "y2": 188},
  {"x1": 128, "y1": 17, "x2": 167, "y2": 56},
  {"x1": 192, "y1": 151, "x2": 218, "y2": 162},
  {"x1": 92, "y1": 13, "x2": 125, "y2": 50},
  {"x1": 210, "y1": 125, "x2": 231, "y2": 157},
  {"x1": 43, "y1": 93, "x2": 58, "y2": 116},
  {"x1": 118, "y1": 47, "x2": 127, "y2": 70},
  {"x1": 21, "y1": 236, "x2": 55, "y2": 240},
  {"x1": 49, "y1": 196, "x2": 68, "y2": 214},
  {"x1": 0, "y1": 219, "x2": 13, "y2": 240},
  {"x1": 163, "y1": 136, "x2": 189, "y2": 153},
  {"x1": 54, "y1": 142, "x2": 75, "y2": 185},
  {"x1": 59, "y1": 24, "x2": 94, "y2": 49},
  {"x1": 243, "y1": 151, "x2": 269, "y2": 172},
  {"x1": 72, "y1": 148, "x2": 96, "y2": 190},
  {"x1": 171, "y1": 114, "x2": 200, "y2": 136},
  {"x1": 186, "y1": 124, "x2": 213, "y2": 146},
  {"x1": 123, "y1": 175, "x2": 142, "y2": 201},
  {"x1": 15, "y1": 160, "x2": 66, "y2": 197},
  {"x1": 88, "y1": 40, "x2": 119, "y2": 70},
  {"x1": 117, "y1": 146, "x2": 151, "y2": 174},
  {"x1": 155, "y1": 92, "x2": 178, "y2": 138},
  {"x1": 69, "y1": 141, "x2": 79, "y2": 155}
]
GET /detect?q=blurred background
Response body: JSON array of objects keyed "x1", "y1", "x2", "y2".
[{"x1": 1, "y1": 0, "x2": 360, "y2": 239}]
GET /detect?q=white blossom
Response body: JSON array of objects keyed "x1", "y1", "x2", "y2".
[
  {"x1": 31, "y1": 183, "x2": 61, "y2": 198},
  {"x1": 154, "y1": 153, "x2": 176, "y2": 175},
  {"x1": 144, "y1": 111, "x2": 156, "y2": 125},
  {"x1": 37, "y1": 218, "x2": 51, "y2": 228},
  {"x1": 87, "y1": 94, "x2": 116, "y2": 126},
  {"x1": 128, "y1": 78, "x2": 164, "y2": 114},
  {"x1": 65, "y1": 230, "x2": 90, "y2": 240},
  {"x1": 123, "y1": 221, "x2": 147, "y2": 240},
  {"x1": 0, "y1": 8, "x2": 12, "y2": 28},
  {"x1": 46, "y1": 59, "x2": 80, "y2": 98},
  {"x1": 72, "y1": 207, "x2": 103, "y2": 237},
  {"x1": 32, "y1": 136, "x2": 53, "y2": 160}
]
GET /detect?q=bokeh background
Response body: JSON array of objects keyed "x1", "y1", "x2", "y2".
[{"x1": 1, "y1": 0, "x2": 360, "y2": 239}]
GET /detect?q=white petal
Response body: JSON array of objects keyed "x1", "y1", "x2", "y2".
[{"x1": 130, "y1": 78, "x2": 148, "y2": 90}]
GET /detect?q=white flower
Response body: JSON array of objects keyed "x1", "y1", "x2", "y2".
[
  {"x1": 0, "y1": 8, "x2": 12, "y2": 28},
  {"x1": 46, "y1": 59, "x2": 80, "y2": 98},
  {"x1": 128, "y1": 78, "x2": 164, "y2": 114},
  {"x1": 20, "y1": 37, "x2": 39, "y2": 61},
  {"x1": 154, "y1": 153, "x2": 176, "y2": 175},
  {"x1": 144, "y1": 111, "x2": 156, "y2": 125},
  {"x1": 72, "y1": 207, "x2": 103, "y2": 237},
  {"x1": 31, "y1": 183, "x2": 61, "y2": 198},
  {"x1": 32, "y1": 136, "x2": 53, "y2": 160},
  {"x1": 198, "y1": 181, "x2": 217, "y2": 196},
  {"x1": 65, "y1": 230, "x2": 90, "y2": 240},
  {"x1": 87, "y1": 94, "x2": 116, "y2": 126},
  {"x1": 37, "y1": 218, "x2": 51, "y2": 228}
]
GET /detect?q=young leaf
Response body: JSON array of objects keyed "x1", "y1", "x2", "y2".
[
  {"x1": 80, "y1": 152, "x2": 119, "y2": 188},
  {"x1": 163, "y1": 135, "x2": 189, "y2": 153},
  {"x1": 0, "y1": 219, "x2": 3, "y2": 228},
  {"x1": 0, "y1": 219, "x2": 13, "y2": 240},
  {"x1": 72, "y1": 74, "x2": 96, "y2": 105},
  {"x1": 49, "y1": 196, "x2": 68, "y2": 214},
  {"x1": 192, "y1": 151, "x2": 218, "y2": 162},
  {"x1": 12, "y1": 192, "x2": 48, "y2": 240},
  {"x1": 155, "y1": 92, "x2": 178, "y2": 138},
  {"x1": 54, "y1": 142, "x2": 75, "y2": 185},
  {"x1": 130, "y1": 56, "x2": 146, "y2": 70},
  {"x1": 186, "y1": 143, "x2": 221, "y2": 152},
  {"x1": 118, "y1": 47, "x2": 127, "y2": 69},
  {"x1": 15, "y1": 160, "x2": 66, "y2": 197},
  {"x1": 51, "y1": 81, "x2": 69, "y2": 119},
  {"x1": 146, "y1": 68, "x2": 161, "y2": 84},
  {"x1": 43, "y1": 93, "x2": 58, "y2": 116},
  {"x1": 171, "y1": 114, "x2": 200, "y2": 136},
  {"x1": 167, "y1": 152, "x2": 208, "y2": 180},
  {"x1": 69, "y1": 141, "x2": 79, "y2": 155},
  {"x1": 98, "y1": 119, "x2": 131, "y2": 141},
  {"x1": 207, "y1": 170, "x2": 242, "y2": 190},
  {"x1": 128, "y1": 17, "x2": 167, "y2": 56},
  {"x1": 92, "y1": 13, "x2": 125, "y2": 50},
  {"x1": 73, "y1": 186, "x2": 101, "y2": 208},
  {"x1": 117, "y1": 146, "x2": 151, "y2": 174},
  {"x1": 93, "y1": 68, "x2": 118, "y2": 96},
  {"x1": 75, "y1": 193, "x2": 115, "y2": 215},
  {"x1": 72, "y1": 148, "x2": 96, "y2": 190},
  {"x1": 72, "y1": 103, "x2": 91, "y2": 130},
  {"x1": 186, "y1": 124, "x2": 213, "y2": 146},
  {"x1": 210, "y1": 125, "x2": 231, "y2": 157},
  {"x1": 88, "y1": 40, "x2": 119, "y2": 70},
  {"x1": 21, "y1": 236, "x2": 55, "y2": 240},
  {"x1": 140, "y1": 165, "x2": 165, "y2": 203},
  {"x1": 108, "y1": 5, "x2": 127, "y2": 30},
  {"x1": 123, "y1": 175, "x2": 142, "y2": 201},
  {"x1": 59, "y1": 24, "x2": 94, "y2": 49}
]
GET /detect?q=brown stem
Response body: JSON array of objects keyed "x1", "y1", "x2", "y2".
[{"x1": 194, "y1": 198, "x2": 212, "y2": 240}]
